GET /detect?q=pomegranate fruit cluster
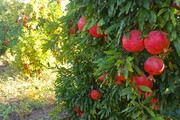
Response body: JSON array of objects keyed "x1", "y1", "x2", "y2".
[
  {"x1": 69, "y1": 16, "x2": 106, "y2": 39},
  {"x1": 123, "y1": 30, "x2": 170, "y2": 81}
]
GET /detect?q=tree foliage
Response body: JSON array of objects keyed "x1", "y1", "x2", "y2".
[
  {"x1": 55, "y1": 0, "x2": 180, "y2": 119},
  {"x1": 0, "y1": 0, "x2": 64, "y2": 76}
]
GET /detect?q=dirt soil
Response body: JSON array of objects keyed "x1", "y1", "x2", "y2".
[
  {"x1": 0, "y1": 58, "x2": 67, "y2": 120},
  {"x1": 7, "y1": 105, "x2": 67, "y2": 120}
]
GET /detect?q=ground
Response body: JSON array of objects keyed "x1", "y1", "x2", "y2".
[{"x1": 0, "y1": 56, "x2": 67, "y2": 120}]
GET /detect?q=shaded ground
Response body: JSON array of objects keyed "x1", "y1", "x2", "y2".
[
  {"x1": 0, "y1": 57, "x2": 67, "y2": 120},
  {"x1": 7, "y1": 105, "x2": 67, "y2": 120}
]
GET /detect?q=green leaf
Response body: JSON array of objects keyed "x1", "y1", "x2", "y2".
[
  {"x1": 86, "y1": 5, "x2": 93, "y2": 14},
  {"x1": 149, "y1": 11, "x2": 157, "y2": 24},
  {"x1": 88, "y1": 19, "x2": 97, "y2": 29},
  {"x1": 157, "y1": 8, "x2": 168, "y2": 16},
  {"x1": 125, "y1": 31, "x2": 130, "y2": 40},
  {"x1": 104, "y1": 23, "x2": 120, "y2": 34},
  {"x1": 139, "y1": 86, "x2": 152, "y2": 92},
  {"x1": 125, "y1": 1, "x2": 132, "y2": 14},
  {"x1": 108, "y1": 4, "x2": 115, "y2": 17},
  {"x1": 115, "y1": 60, "x2": 124, "y2": 66},
  {"x1": 106, "y1": 54, "x2": 119, "y2": 62},
  {"x1": 171, "y1": 30, "x2": 177, "y2": 40},
  {"x1": 143, "y1": 0, "x2": 150, "y2": 10},
  {"x1": 163, "y1": 11, "x2": 170, "y2": 22},
  {"x1": 104, "y1": 50, "x2": 117, "y2": 55},
  {"x1": 174, "y1": 39, "x2": 180, "y2": 58},
  {"x1": 149, "y1": 114, "x2": 165, "y2": 120},
  {"x1": 142, "y1": 114, "x2": 148, "y2": 120},
  {"x1": 97, "y1": 18, "x2": 105, "y2": 26},
  {"x1": 117, "y1": 0, "x2": 126, "y2": 6},
  {"x1": 143, "y1": 106, "x2": 155, "y2": 117},
  {"x1": 170, "y1": 7, "x2": 176, "y2": 25},
  {"x1": 133, "y1": 65, "x2": 143, "y2": 76},
  {"x1": 121, "y1": 87, "x2": 132, "y2": 96}
]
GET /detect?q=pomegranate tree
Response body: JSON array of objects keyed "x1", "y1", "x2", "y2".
[
  {"x1": 89, "y1": 24, "x2": 103, "y2": 37},
  {"x1": 78, "y1": 16, "x2": 85, "y2": 31},
  {"x1": 144, "y1": 56, "x2": 165, "y2": 80},
  {"x1": 144, "y1": 31, "x2": 170, "y2": 54},
  {"x1": 122, "y1": 30, "x2": 145, "y2": 52},
  {"x1": 90, "y1": 90, "x2": 100, "y2": 100}
]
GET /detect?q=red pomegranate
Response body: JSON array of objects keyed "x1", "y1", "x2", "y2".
[
  {"x1": 144, "y1": 56, "x2": 165, "y2": 80},
  {"x1": 40, "y1": 4, "x2": 44, "y2": 9},
  {"x1": 134, "y1": 72, "x2": 153, "y2": 93},
  {"x1": 25, "y1": 60, "x2": 30, "y2": 65},
  {"x1": 24, "y1": 16, "x2": 28, "y2": 21},
  {"x1": 57, "y1": 0, "x2": 61, "y2": 4},
  {"x1": 115, "y1": 69, "x2": 127, "y2": 85},
  {"x1": 144, "y1": 31, "x2": 170, "y2": 54},
  {"x1": 145, "y1": 92, "x2": 159, "y2": 110},
  {"x1": 69, "y1": 25, "x2": 78, "y2": 34},
  {"x1": 15, "y1": 20, "x2": 19, "y2": 23},
  {"x1": 78, "y1": 16, "x2": 85, "y2": 31},
  {"x1": 91, "y1": 90, "x2": 100, "y2": 100},
  {"x1": 122, "y1": 30, "x2": 145, "y2": 52},
  {"x1": 4, "y1": 41, "x2": 8, "y2": 45},
  {"x1": 24, "y1": 23, "x2": 28, "y2": 27},
  {"x1": 3, "y1": 28, "x2": 7, "y2": 31},
  {"x1": 171, "y1": 1, "x2": 180, "y2": 9},
  {"x1": 99, "y1": 72, "x2": 106, "y2": 81},
  {"x1": 24, "y1": 65, "x2": 28, "y2": 69},
  {"x1": 99, "y1": 72, "x2": 108, "y2": 83},
  {"x1": 74, "y1": 104, "x2": 84, "y2": 117},
  {"x1": 89, "y1": 24, "x2": 104, "y2": 37}
]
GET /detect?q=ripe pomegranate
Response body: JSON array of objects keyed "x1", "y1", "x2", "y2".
[
  {"x1": 91, "y1": 90, "x2": 100, "y2": 100},
  {"x1": 4, "y1": 41, "x2": 8, "y2": 45},
  {"x1": 144, "y1": 56, "x2": 165, "y2": 80},
  {"x1": 57, "y1": 0, "x2": 61, "y2": 4},
  {"x1": 134, "y1": 72, "x2": 153, "y2": 93},
  {"x1": 24, "y1": 65, "x2": 28, "y2": 69},
  {"x1": 122, "y1": 30, "x2": 144, "y2": 52},
  {"x1": 99, "y1": 72, "x2": 108, "y2": 83},
  {"x1": 115, "y1": 69, "x2": 127, "y2": 85},
  {"x1": 15, "y1": 20, "x2": 19, "y2": 23},
  {"x1": 3, "y1": 28, "x2": 7, "y2": 31},
  {"x1": 89, "y1": 24, "x2": 104, "y2": 37},
  {"x1": 171, "y1": 1, "x2": 180, "y2": 9},
  {"x1": 69, "y1": 25, "x2": 78, "y2": 34},
  {"x1": 24, "y1": 16, "x2": 28, "y2": 21},
  {"x1": 74, "y1": 104, "x2": 84, "y2": 117},
  {"x1": 144, "y1": 31, "x2": 170, "y2": 54},
  {"x1": 24, "y1": 23, "x2": 28, "y2": 27},
  {"x1": 78, "y1": 16, "x2": 85, "y2": 31},
  {"x1": 25, "y1": 60, "x2": 30, "y2": 65},
  {"x1": 31, "y1": 25, "x2": 36, "y2": 30},
  {"x1": 40, "y1": 4, "x2": 44, "y2": 9},
  {"x1": 145, "y1": 92, "x2": 159, "y2": 110}
]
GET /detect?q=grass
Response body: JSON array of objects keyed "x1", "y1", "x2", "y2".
[{"x1": 0, "y1": 55, "x2": 58, "y2": 120}]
